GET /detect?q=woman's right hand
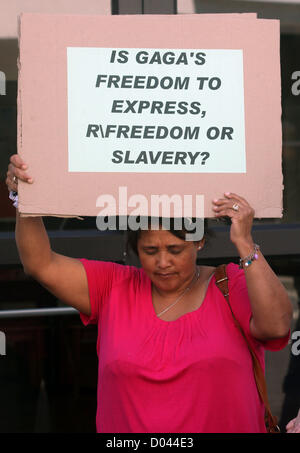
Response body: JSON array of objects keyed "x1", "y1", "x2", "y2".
[{"x1": 6, "y1": 154, "x2": 33, "y2": 193}]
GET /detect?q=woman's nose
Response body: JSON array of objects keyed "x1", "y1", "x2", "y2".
[{"x1": 156, "y1": 252, "x2": 171, "y2": 268}]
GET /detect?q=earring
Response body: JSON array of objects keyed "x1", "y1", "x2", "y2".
[{"x1": 198, "y1": 246, "x2": 202, "y2": 250}]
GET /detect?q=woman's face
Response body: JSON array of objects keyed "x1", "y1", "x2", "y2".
[{"x1": 137, "y1": 228, "x2": 204, "y2": 293}]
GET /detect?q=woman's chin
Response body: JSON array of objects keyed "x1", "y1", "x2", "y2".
[{"x1": 152, "y1": 273, "x2": 181, "y2": 291}]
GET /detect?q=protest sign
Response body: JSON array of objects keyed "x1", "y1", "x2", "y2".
[
  {"x1": 0, "y1": 0, "x2": 110, "y2": 38},
  {"x1": 18, "y1": 13, "x2": 282, "y2": 218}
]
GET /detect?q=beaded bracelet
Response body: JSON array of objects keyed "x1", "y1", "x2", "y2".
[
  {"x1": 9, "y1": 190, "x2": 18, "y2": 208},
  {"x1": 239, "y1": 244, "x2": 260, "y2": 269}
]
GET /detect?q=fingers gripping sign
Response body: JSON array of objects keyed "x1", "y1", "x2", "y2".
[
  {"x1": 6, "y1": 154, "x2": 34, "y2": 209},
  {"x1": 212, "y1": 192, "x2": 255, "y2": 246},
  {"x1": 6, "y1": 154, "x2": 33, "y2": 192}
]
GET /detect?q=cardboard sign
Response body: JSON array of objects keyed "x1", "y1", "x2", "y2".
[
  {"x1": 0, "y1": 0, "x2": 110, "y2": 38},
  {"x1": 18, "y1": 13, "x2": 283, "y2": 218}
]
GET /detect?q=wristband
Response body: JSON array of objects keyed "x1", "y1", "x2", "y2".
[
  {"x1": 239, "y1": 244, "x2": 260, "y2": 269},
  {"x1": 9, "y1": 190, "x2": 18, "y2": 208}
]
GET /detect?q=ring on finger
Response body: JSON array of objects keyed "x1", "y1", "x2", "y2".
[
  {"x1": 13, "y1": 176, "x2": 18, "y2": 184},
  {"x1": 232, "y1": 203, "x2": 239, "y2": 212}
]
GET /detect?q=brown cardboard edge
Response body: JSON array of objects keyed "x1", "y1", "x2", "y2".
[{"x1": 19, "y1": 213, "x2": 84, "y2": 220}]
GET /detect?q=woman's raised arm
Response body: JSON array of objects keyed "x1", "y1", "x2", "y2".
[
  {"x1": 6, "y1": 154, "x2": 91, "y2": 316},
  {"x1": 213, "y1": 192, "x2": 293, "y2": 341}
]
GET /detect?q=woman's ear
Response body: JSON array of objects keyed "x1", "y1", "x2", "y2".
[{"x1": 196, "y1": 238, "x2": 205, "y2": 250}]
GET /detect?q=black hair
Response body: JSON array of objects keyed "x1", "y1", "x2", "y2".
[{"x1": 126, "y1": 217, "x2": 212, "y2": 256}]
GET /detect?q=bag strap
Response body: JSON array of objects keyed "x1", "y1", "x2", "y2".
[{"x1": 215, "y1": 264, "x2": 280, "y2": 433}]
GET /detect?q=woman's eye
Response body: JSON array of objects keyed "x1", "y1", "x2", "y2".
[
  {"x1": 142, "y1": 247, "x2": 182, "y2": 255},
  {"x1": 170, "y1": 249, "x2": 182, "y2": 255},
  {"x1": 144, "y1": 249, "x2": 157, "y2": 255}
]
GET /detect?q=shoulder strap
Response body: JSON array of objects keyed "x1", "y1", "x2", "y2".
[{"x1": 215, "y1": 264, "x2": 280, "y2": 433}]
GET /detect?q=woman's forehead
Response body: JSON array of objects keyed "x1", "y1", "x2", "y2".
[{"x1": 138, "y1": 229, "x2": 185, "y2": 245}]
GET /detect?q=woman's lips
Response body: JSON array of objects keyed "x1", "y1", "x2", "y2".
[{"x1": 155, "y1": 272, "x2": 176, "y2": 278}]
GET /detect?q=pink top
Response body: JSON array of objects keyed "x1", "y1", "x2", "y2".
[{"x1": 79, "y1": 260, "x2": 289, "y2": 433}]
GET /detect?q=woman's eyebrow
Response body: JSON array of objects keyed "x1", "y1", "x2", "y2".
[
  {"x1": 141, "y1": 244, "x2": 184, "y2": 250},
  {"x1": 167, "y1": 244, "x2": 184, "y2": 249}
]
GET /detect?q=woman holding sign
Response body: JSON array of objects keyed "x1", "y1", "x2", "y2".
[{"x1": 6, "y1": 154, "x2": 292, "y2": 433}]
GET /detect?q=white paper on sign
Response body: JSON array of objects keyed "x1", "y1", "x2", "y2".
[{"x1": 67, "y1": 47, "x2": 246, "y2": 173}]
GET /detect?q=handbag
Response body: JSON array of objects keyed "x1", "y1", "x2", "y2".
[{"x1": 215, "y1": 264, "x2": 280, "y2": 433}]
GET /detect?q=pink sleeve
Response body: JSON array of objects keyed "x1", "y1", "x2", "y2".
[
  {"x1": 78, "y1": 258, "x2": 117, "y2": 326},
  {"x1": 227, "y1": 263, "x2": 290, "y2": 352}
]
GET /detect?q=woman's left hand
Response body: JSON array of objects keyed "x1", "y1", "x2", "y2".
[{"x1": 212, "y1": 192, "x2": 255, "y2": 247}]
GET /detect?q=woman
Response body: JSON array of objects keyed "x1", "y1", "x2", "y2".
[{"x1": 6, "y1": 154, "x2": 292, "y2": 433}]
